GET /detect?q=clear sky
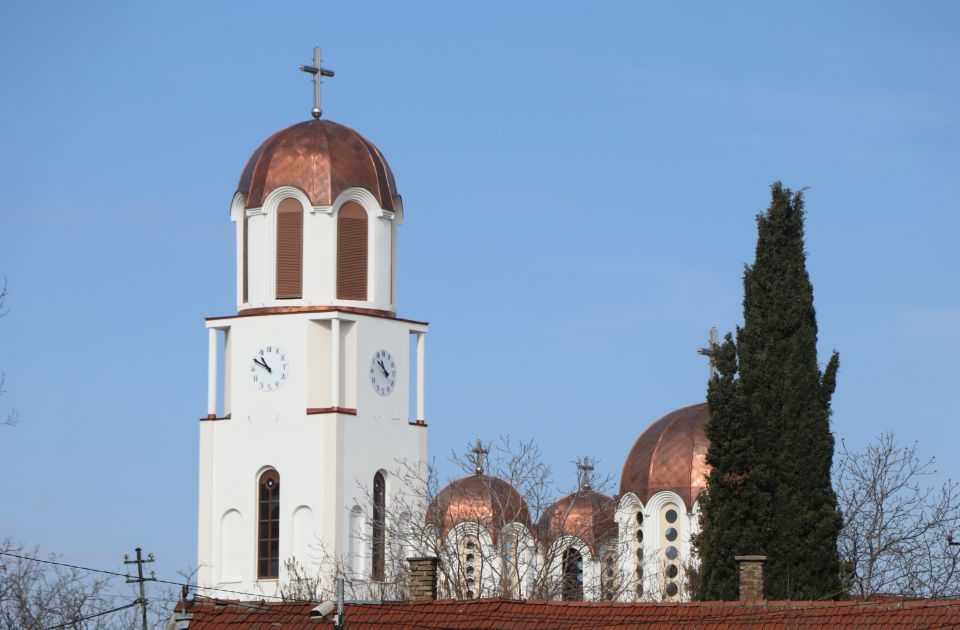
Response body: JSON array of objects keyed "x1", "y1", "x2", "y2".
[{"x1": 0, "y1": 1, "x2": 957, "y2": 582}]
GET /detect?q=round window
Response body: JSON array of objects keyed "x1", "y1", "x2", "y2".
[
  {"x1": 466, "y1": 553, "x2": 475, "y2": 562},
  {"x1": 636, "y1": 512, "x2": 644, "y2": 525},
  {"x1": 665, "y1": 527, "x2": 678, "y2": 542},
  {"x1": 636, "y1": 530, "x2": 644, "y2": 543},
  {"x1": 665, "y1": 509, "x2": 678, "y2": 523},
  {"x1": 666, "y1": 582, "x2": 679, "y2": 597},
  {"x1": 466, "y1": 540, "x2": 476, "y2": 549},
  {"x1": 466, "y1": 566, "x2": 474, "y2": 575},
  {"x1": 665, "y1": 546, "x2": 678, "y2": 560},
  {"x1": 666, "y1": 564, "x2": 679, "y2": 578},
  {"x1": 606, "y1": 568, "x2": 614, "y2": 577}
]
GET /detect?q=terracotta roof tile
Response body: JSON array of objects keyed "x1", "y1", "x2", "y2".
[{"x1": 175, "y1": 597, "x2": 960, "y2": 629}]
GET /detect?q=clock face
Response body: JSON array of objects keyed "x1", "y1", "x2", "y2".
[
  {"x1": 369, "y1": 349, "x2": 397, "y2": 396},
  {"x1": 251, "y1": 345, "x2": 289, "y2": 392}
]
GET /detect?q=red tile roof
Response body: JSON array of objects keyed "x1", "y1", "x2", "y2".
[{"x1": 174, "y1": 596, "x2": 960, "y2": 629}]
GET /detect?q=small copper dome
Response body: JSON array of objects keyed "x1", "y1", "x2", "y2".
[
  {"x1": 538, "y1": 489, "x2": 617, "y2": 554},
  {"x1": 619, "y1": 403, "x2": 711, "y2": 510},
  {"x1": 237, "y1": 119, "x2": 399, "y2": 211},
  {"x1": 427, "y1": 474, "x2": 532, "y2": 543}
]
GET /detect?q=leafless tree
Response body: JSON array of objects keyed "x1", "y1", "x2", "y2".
[
  {"x1": 836, "y1": 432, "x2": 960, "y2": 599},
  {"x1": 0, "y1": 539, "x2": 190, "y2": 630},
  {"x1": 280, "y1": 437, "x2": 637, "y2": 602}
]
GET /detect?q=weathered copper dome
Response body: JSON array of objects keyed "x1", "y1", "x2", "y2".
[
  {"x1": 237, "y1": 119, "x2": 399, "y2": 211},
  {"x1": 538, "y1": 489, "x2": 617, "y2": 554},
  {"x1": 619, "y1": 403, "x2": 711, "y2": 510},
  {"x1": 426, "y1": 474, "x2": 532, "y2": 543}
]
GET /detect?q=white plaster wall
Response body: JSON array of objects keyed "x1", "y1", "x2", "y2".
[
  {"x1": 235, "y1": 187, "x2": 397, "y2": 312},
  {"x1": 197, "y1": 311, "x2": 427, "y2": 598}
]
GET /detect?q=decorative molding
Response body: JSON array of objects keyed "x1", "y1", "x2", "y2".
[
  {"x1": 310, "y1": 205, "x2": 333, "y2": 215},
  {"x1": 333, "y1": 187, "x2": 383, "y2": 219},
  {"x1": 207, "y1": 305, "x2": 428, "y2": 327},
  {"x1": 306, "y1": 407, "x2": 358, "y2": 416},
  {"x1": 262, "y1": 185, "x2": 313, "y2": 216},
  {"x1": 230, "y1": 193, "x2": 246, "y2": 221}
]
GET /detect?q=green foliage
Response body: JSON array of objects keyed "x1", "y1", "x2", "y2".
[{"x1": 697, "y1": 183, "x2": 843, "y2": 600}]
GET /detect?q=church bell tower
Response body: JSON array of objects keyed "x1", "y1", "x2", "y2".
[{"x1": 196, "y1": 48, "x2": 428, "y2": 597}]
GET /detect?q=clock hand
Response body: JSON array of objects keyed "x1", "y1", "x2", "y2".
[
  {"x1": 254, "y1": 357, "x2": 273, "y2": 373},
  {"x1": 377, "y1": 359, "x2": 389, "y2": 377}
]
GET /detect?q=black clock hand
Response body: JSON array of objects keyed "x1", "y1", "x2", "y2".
[
  {"x1": 377, "y1": 359, "x2": 389, "y2": 377},
  {"x1": 254, "y1": 357, "x2": 273, "y2": 373}
]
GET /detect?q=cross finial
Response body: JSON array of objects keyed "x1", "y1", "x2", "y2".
[
  {"x1": 298, "y1": 46, "x2": 335, "y2": 119},
  {"x1": 471, "y1": 438, "x2": 489, "y2": 475},
  {"x1": 577, "y1": 456, "x2": 595, "y2": 491},
  {"x1": 697, "y1": 326, "x2": 719, "y2": 379}
]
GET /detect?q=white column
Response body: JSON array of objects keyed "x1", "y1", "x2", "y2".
[
  {"x1": 331, "y1": 318, "x2": 341, "y2": 408},
  {"x1": 207, "y1": 328, "x2": 218, "y2": 418},
  {"x1": 416, "y1": 332, "x2": 425, "y2": 421}
]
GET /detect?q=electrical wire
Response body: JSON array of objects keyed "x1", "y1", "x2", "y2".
[{"x1": 40, "y1": 600, "x2": 141, "y2": 630}]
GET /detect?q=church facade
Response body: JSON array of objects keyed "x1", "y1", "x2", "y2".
[{"x1": 196, "y1": 53, "x2": 711, "y2": 602}]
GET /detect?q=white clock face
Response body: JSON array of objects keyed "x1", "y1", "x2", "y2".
[
  {"x1": 370, "y1": 349, "x2": 396, "y2": 396},
  {"x1": 251, "y1": 345, "x2": 289, "y2": 392}
]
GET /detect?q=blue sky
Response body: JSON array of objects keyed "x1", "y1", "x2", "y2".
[{"x1": 0, "y1": 1, "x2": 957, "y2": 581}]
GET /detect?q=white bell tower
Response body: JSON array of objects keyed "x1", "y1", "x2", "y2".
[{"x1": 196, "y1": 49, "x2": 428, "y2": 598}]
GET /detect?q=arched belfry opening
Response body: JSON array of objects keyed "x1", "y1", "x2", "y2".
[
  {"x1": 337, "y1": 201, "x2": 368, "y2": 301},
  {"x1": 275, "y1": 198, "x2": 304, "y2": 299},
  {"x1": 257, "y1": 469, "x2": 280, "y2": 580}
]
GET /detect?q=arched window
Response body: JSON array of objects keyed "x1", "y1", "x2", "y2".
[
  {"x1": 459, "y1": 534, "x2": 481, "y2": 598},
  {"x1": 336, "y1": 202, "x2": 367, "y2": 301},
  {"x1": 561, "y1": 547, "x2": 584, "y2": 600},
  {"x1": 275, "y1": 198, "x2": 303, "y2": 299},
  {"x1": 257, "y1": 469, "x2": 280, "y2": 580},
  {"x1": 372, "y1": 472, "x2": 385, "y2": 580}
]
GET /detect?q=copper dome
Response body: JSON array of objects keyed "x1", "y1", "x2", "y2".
[
  {"x1": 538, "y1": 489, "x2": 617, "y2": 554},
  {"x1": 619, "y1": 403, "x2": 711, "y2": 510},
  {"x1": 427, "y1": 474, "x2": 532, "y2": 543},
  {"x1": 237, "y1": 119, "x2": 400, "y2": 211}
]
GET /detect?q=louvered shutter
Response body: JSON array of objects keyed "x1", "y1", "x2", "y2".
[
  {"x1": 242, "y1": 215, "x2": 249, "y2": 303},
  {"x1": 337, "y1": 202, "x2": 368, "y2": 301},
  {"x1": 275, "y1": 198, "x2": 303, "y2": 299}
]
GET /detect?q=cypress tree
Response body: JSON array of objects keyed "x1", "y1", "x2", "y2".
[
  {"x1": 698, "y1": 182, "x2": 842, "y2": 600},
  {"x1": 695, "y1": 333, "x2": 771, "y2": 600}
]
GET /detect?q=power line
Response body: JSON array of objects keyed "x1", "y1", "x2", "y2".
[{"x1": 41, "y1": 600, "x2": 140, "y2": 630}]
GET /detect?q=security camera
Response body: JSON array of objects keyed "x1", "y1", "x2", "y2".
[{"x1": 310, "y1": 601, "x2": 336, "y2": 618}]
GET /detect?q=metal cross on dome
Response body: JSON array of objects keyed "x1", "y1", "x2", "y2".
[
  {"x1": 471, "y1": 438, "x2": 489, "y2": 475},
  {"x1": 299, "y1": 46, "x2": 335, "y2": 119},
  {"x1": 577, "y1": 457, "x2": 595, "y2": 491},
  {"x1": 697, "y1": 326, "x2": 719, "y2": 379}
]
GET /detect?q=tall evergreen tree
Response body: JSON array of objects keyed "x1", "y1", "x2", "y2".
[
  {"x1": 695, "y1": 333, "x2": 771, "y2": 600},
  {"x1": 698, "y1": 182, "x2": 842, "y2": 600}
]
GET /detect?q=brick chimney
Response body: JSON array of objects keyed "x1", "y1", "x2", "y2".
[
  {"x1": 407, "y1": 556, "x2": 439, "y2": 602},
  {"x1": 735, "y1": 555, "x2": 767, "y2": 602}
]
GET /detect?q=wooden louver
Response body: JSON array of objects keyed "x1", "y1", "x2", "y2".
[
  {"x1": 337, "y1": 202, "x2": 368, "y2": 301},
  {"x1": 242, "y1": 215, "x2": 249, "y2": 303},
  {"x1": 275, "y1": 198, "x2": 303, "y2": 299}
]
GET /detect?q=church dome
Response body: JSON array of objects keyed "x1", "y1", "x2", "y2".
[
  {"x1": 236, "y1": 119, "x2": 400, "y2": 212},
  {"x1": 619, "y1": 403, "x2": 711, "y2": 510},
  {"x1": 538, "y1": 489, "x2": 617, "y2": 554},
  {"x1": 427, "y1": 473, "x2": 532, "y2": 543}
]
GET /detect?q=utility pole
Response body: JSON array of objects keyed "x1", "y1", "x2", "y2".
[{"x1": 125, "y1": 547, "x2": 156, "y2": 630}]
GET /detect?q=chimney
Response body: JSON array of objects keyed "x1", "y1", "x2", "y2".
[
  {"x1": 735, "y1": 555, "x2": 767, "y2": 602},
  {"x1": 407, "y1": 556, "x2": 439, "y2": 602}
]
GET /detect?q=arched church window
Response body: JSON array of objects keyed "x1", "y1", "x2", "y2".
[
  {"x1": 458, "y1": 534, "x2": 481, "y2": 598},
  {"x1": 336, "y1": 202, "x2": 368, "y2": 301},
  {"x1": 257, "y1": 469, "x2": 280, "y2": 580},
  {"x1": 372, "y1": 472, "x2": 385, "y2": 580},
  {"x1": 561, "y1": 547, "x2": 584, "y2": 601},
  {"x1": 275, "y1": 198, "x2": 304, "y2": 299}
]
